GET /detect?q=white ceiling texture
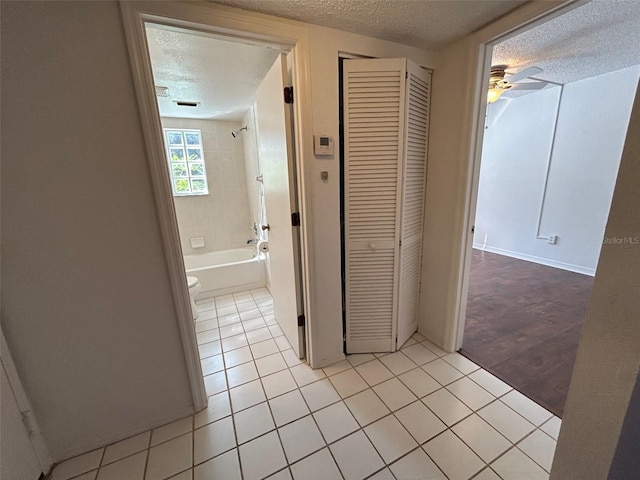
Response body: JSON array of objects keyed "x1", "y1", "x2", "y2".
[{"x1": 148, "y1": 0, "x2": 640, "y2": 118}]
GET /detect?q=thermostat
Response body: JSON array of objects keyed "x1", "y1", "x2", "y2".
[{"x1": 314, "y1": 135, "x2": 334, "y2": 156}]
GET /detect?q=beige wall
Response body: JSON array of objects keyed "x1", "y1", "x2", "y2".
[
  {"x1": 1, "y1": 1, "x2": 193, "y2": 460},
  {"x1": 161, "y1": 117, "x2": 253, "y2": 255}
]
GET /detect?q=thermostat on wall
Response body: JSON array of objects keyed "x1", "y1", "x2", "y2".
[{"x1": 314, "y1": 135, "x2": 334, "y2": 156}]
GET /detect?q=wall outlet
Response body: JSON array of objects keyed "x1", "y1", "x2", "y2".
[
  {"x1": 190, "y1": 236, "x2": 206, "y2": 248},
  {"x1": 547, "y1": 235, "x2": 558, "y2": 245}
]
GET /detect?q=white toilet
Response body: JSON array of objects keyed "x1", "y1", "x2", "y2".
[{"x1": 187, "y1": 276, "x2": 201, "y2": 321}]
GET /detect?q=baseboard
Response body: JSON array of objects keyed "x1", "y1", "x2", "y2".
[{"x1": 472, "y1": 244, "x2": 596, "y2": 276}]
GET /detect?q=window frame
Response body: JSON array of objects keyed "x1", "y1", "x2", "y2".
[{"x1": 163, "y1": 128, "x2": 209, "y2": 196}]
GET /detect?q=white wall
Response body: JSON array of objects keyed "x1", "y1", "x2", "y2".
[
  {"x1": 161, "y1": 117, "x2": 253, "y2": 255},
  {"x1": 1, "y1": 1, "x2": 193, "y2": 460},
  {"x1": 474, "y1": 66, "x2": 640, "y2": 275}
]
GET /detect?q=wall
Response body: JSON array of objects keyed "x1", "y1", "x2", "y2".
[
  {"x1": 161, "y1": 117, "x2": 253, "y2": 255},
  {"x1": 1, "y1": 1, "x2": 193, "y2": 460},
  {"x1": 474, "y1": 66, "x2": 640, "y2": 275},
  {"x1": 550, "y1": 78, "x2": 640, "y2": 480}
]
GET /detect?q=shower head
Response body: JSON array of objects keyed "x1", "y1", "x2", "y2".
[{"x1": 231, "y1": 126, "x2": 248, "y2": 138}]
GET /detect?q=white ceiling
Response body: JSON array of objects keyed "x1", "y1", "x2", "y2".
[
  {"x1": 208, "y1": 0, "x2": 528, "y2": 50},
  {"x1": 494, "y1": 0, "x2": 640, "y2": 88},
  {"x1": 146, "y1": 25, "x2": 279, "y2": 120}
]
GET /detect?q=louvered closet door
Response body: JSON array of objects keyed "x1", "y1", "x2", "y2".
[
  {"x1": 396, "y1": 61, "x2": 431, "y2": 347},
  {"x1": 344, "y1": 58, "x2": 407, "y2": 353}
]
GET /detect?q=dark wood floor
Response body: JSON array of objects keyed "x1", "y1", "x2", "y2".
[{"x1": 460, "y1": 249, "x2": 594, "y2": 417}]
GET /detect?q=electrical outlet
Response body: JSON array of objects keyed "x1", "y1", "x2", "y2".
[{"x1": 547, "y1": 235, "x2": 557, "y2": 244}]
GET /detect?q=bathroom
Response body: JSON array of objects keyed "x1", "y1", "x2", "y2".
[{"x1": 146, "y1": 24, "x2": 281, "y2": 313}]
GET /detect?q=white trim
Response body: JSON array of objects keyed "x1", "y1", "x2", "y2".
[
  {"x1": 1, "y1": 331, "x2": 53, "y2": 472},
  {"x1": 472, "y1": 244, "x2": 596, "y2": 276}
]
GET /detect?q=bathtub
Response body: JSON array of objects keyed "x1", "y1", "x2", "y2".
[{"x1": 184, "y1": 247, "x2": 266, "y2": 298}]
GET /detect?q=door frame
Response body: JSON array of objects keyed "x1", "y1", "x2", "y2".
[
  {"x1": 446, "y1": 0, "x2": 585, "y2": 351},
  {"x1": 120, "y1": 1, "x2": 314, "y2": 410}
]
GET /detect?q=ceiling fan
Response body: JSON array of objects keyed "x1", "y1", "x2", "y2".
[{"x1": 487, "y1": 65, "x2": 549, "y2": 103}]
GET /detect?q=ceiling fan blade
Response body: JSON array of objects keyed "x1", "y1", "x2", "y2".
[
  {"x1": 506, "y1": 66, "x2": 543, "y2": 83},
  {"x1": 510, "y1": 81, "x2": 548, "y2": 90}
]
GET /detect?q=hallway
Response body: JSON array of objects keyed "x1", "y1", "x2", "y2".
[{"x1": 50, "y1": 288, "x2": 560, "y2": 480}]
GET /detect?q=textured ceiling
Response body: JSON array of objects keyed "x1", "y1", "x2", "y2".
[
  {"x1": 208, "y1": 0, "x2": 528, "y2": 50},
  {"x1": 494, "y1": 0, "x2": 640, "y2": 88},
  {"x1": 146, "y1": 25, "x2": 279, "y2": 120}
]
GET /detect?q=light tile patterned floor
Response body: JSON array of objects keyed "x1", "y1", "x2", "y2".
[{"x1": 50, "y1": 288, "x2": 560, "y2": 480}]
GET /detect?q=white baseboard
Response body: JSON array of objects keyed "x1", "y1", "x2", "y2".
[{"x1": 472, "y1": 244, "x2": 596, "y2": 276}]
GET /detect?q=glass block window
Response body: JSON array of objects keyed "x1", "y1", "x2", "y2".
[{"x1": 164, "y1": 129, "x2": 209, "y2": 196}]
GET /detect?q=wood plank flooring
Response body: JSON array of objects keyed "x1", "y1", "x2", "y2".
[{"x1": 460, "y1": 249, "x2": 594, "y2": 417}]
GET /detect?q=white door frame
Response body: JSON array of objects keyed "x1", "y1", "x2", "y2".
[
  {"x1": 447, "y1": 0, "x2": 586, "y2": 351},
  {"x1": 120, "y1": 1, "x2": 315, "y2": 410}
]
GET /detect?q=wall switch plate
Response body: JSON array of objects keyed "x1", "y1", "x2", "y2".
[{"x1": 314, "y1": 135, "x2": 334, "y2": 156}]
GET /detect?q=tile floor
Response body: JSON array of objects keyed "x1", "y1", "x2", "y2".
[{"x1": 50, "y1": 288, "x2": 561, "y2": 480}]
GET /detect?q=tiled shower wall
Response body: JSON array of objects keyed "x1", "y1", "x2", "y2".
[{"x1": 161, "y1": 117, "x2": 253, "y2": 255}]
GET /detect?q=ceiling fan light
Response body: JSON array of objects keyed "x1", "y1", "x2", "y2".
[{"x1": 487, "y1": 87, "x2": 506, "y2": 104}]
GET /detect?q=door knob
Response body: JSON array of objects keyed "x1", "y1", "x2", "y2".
[{"x1": 261, "y1": 224, "x2": 270, "y2": 231}]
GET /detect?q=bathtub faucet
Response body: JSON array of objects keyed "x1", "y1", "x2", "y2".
[{"x1": 246, "y1": 238, "x2": 258, "y2": 244}]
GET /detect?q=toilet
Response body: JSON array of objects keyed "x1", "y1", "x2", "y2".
[{"x1": 187, "y1": 276, "x2": 201, "y2": 320}]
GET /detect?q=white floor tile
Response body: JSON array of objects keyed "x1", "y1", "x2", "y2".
[
  {"x1": 364, "y1": 415, "x2": 417, "y2": 463},
  {"x1": 256, "y1": 297, "x2": 274, "y2": 308},
  {"x1": 290, "y1": 363, "x2": 326, "y2": 387},
  {"x1": 269, "y1": 389, "x2": 311, "y2": 427},
  {"x1": 241, "y1": 311, "x2": 265, "y2": 324},
  {"x1": 373, "y1": 378, "x2": 417, "y2": 412},
  {"x1": 234, "y1": 402, "x2": 276, "y2": 444},
  {"x1": 239, "y1": 431, "x2": 288, "y2": 480},
  {"x1": 412, "y1": 332, "x2": 426, "y2": 342},
  {"x1": 518, "y1": 430, "x2": 556, "y2": 471},
  {"x1": 204, "y1": 371, "x2": 227, "y2": 396},
  {"x1": 219, "y1": 323, "x2": 245, "y2": 339},
  {"x1": 97, "y1": 451, "x2": 146, "y2": 480},
  {"x1": 468, "y1": 369, "x2": 513, "y2": 397},
  {"x1": 200, "y1": 354, "x2": 224, "y2": 376},
  {"x1": 282, "y1": 349, "x2": 303, "y2": 367},
  {"x1": 223, "y1": 346, "x2": 253, "y2": 368},
  {"x1": 300, "y1": 379, "x2": 341, "y2": 412},
  {"x1": 328, "y1": 368, "x2": 369, "y2": 398},
  {"x1": 193, "y1": 416, "x2": 236, "y2": 464},
  {"x1": 355, "y1": 359, "x2": 395, "y2": 386},
  {"x1": 236, "y1": 300, "x2": 258, "y2": 312},
  {"x1": 264, "y1": 314, "x2": 278, "y2": 326},
  {"x1": 197, "y1": 329, "x2": 220, "y2": 345},
  {"x1": 421, "y1": 358, "x2": 465, "y2": 386},
  {"x1": 215, "y1": 295, "x2": 234, "y2": 304},
  {"x1": 251, "y1": 289, "x2": 272, "y2": 299},
  {"x1": 226, "y1": 361, "x2": 259, "y2": 388},
  {"x1": 477, "y1": 400, "x2": 536, "y2": 443},
  {"x1": 102, "y1": 432, "x2": 150, "y2": 465},
  {"x1": 279, "y1": 416, "x2": 326, "y2": 463},
  {"x1": 423, "y1": 430, "x2": 484, "y2": 480},
  {"x1": 251, "y1": 338, "x2": 280, "y2": 359},
  {"x1": 167, "y1": 471, "x2": 192, "y2": 480},
  {"x1": 217, "y1": 305, "x2": 237, "y2": 317},
  {"x1": 198, "y1": 341, "x2": 222, "y2": 359},
  {"x1": 501, "y1": 390, "x2": 553, "y2": 426},
  {"x1": 262, "y1": 369, "x2": 298, "y2": 399},
  {"x1": 451, "y1": 414, "x2": 511, "y2": 462},
  {"x1": 446, "y1": 377, "x2": 495, "y2": 411},
  {"x1": 246, "y1": 327, "x2": 273, "y2": 345},
  {"x1": 322, "y1": 360, "x2": 351, "y2": 377},
  {"x1": 491, "y1": 447, "x2": 549, "y2": 480},
  {"x1": 145, "y1": 433, "x2": 192, "y2": 480},
  {"x1": 256, "y1": 352, "x2": 288, "y2": 377},
  {"x1": 346, "y1": 353, "x2": 376, "y2": 367},
  {"x1": 540, "y1": 416, "x2": 562, "y2": 440},
  {"x1": 473, "y1": 468, "x2": 502, "y2": 480},
  {"x1": 194, "y1": 391, "x2": 231, "y2": 428},
  {"x1": 51, "y1": 449, "x2": 104, "y2": 480},
  {"x1": 268, "y1": 325, "x2": 284, "y2": 337},
  {"x1": 233, "y1": 292, "x2": 254, "y2": 303},
  {"x1": 442, "y1": 353, "x2": 480, "y2": 374},
  {"x1": 197, "y1": 310, "x2": 217, "y2": 322},
  {"x1": 401, "y1": 343, "x2": 439, "y2": 366},
  {"x1": 218, "y1": 313, "x2": 241, "y2": 327},
  {"x1": 221, "y1": 333, "x2": 249, "y2": 352},
  {"x1": 378, "y1": 351, "x2": 417, "y2": 375},
  {"x1": 422, "y1": 388, "x2": 472, "y2": 426},
  {"x1": 388, "y1": 448, "x2": 446, "y2": 480},
  {"x1": 290, "y1": 448, "x2": 341, "y2": 480},
  {"x1": 229, "y1": 379, "x2": 266, "y2": 412},
  {"x1": 267, "y1": 468, "x2": 292, "y2": 479},
  {"x1": 330, "y1": 431, "x2": 385, "y2": 480},
  {"x1": 195, "y1": 319, "x2": 218, "y2": 333},
  {"x1": 194, "y1": 449, "x2": 241, "y2": 480},
  {"x1": 69, "y1": 471, "x2": 98, "y2": 480},
  {"x1": 151, "y1": 416, "x2": 192, "y2": 446},
  {"x1": 275, "y1": 335, "x2": 292, "y2": 351},
  {"x1": 313, "y1": 401, "x2": 359, "y2": 443},
  {"x1": 344, "y1": 389, "x2": 391, "y2": 427},
  {"x1": 368, "y1": 468, "x2": 395, "y2": 480},
  {"x1": 395, "y1": 401, "x2": 447, "y2": 444},
  {"x1": 421, "y1": 339, "x2": 448, "y2": 357},
  {"x1": 398, "y1": 368, "x2": 441, "y2": 398}
]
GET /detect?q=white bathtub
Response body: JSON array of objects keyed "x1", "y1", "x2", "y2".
[{"x1": 184, "y1": 247, "x2": 266, "y2": 298}]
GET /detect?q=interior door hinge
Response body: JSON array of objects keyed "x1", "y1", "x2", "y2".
[
  {"x1": 297, "y1": 314, "x2": 305, "y2": 327},
  {"x1": 471, "y1": 225, "x2": 475, "y2": 234},
  {"x1": 284, "y1": 86, "x2": 294, "y2": 104},
  {"x1": 291, "y1": 212, "x2": 301, "y2": 227}
]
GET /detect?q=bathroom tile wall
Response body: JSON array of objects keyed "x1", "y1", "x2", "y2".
[
  {"x1": 161, "y1": 117, "x2": 253, "y2": 255},
  {"x1": 242, "y1": 106, "x2": 262, "y2": 235}
]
